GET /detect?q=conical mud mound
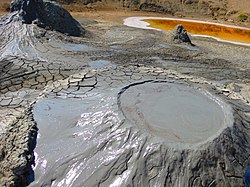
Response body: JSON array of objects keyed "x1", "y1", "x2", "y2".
[{"x1": 10, "y1": 0, "x2": 85, "y2": 36}]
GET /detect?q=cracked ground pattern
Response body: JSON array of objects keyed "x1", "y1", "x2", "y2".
[{"x1": 0, "y1": 7, "x2": 250, "y2": 187}]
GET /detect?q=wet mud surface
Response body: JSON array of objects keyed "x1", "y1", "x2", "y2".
[
  {"x1": 0, "y1": 5, "x2": 250, "y2": 187},
  {"x1": 119, "y1": 81, "x2": 233, "y2": 145}
]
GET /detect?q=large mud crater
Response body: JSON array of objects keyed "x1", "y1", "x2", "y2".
[{"x1": 119, "y1": 81, "x2": 233, "y2": 145}]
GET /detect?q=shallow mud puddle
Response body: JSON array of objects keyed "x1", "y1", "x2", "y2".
[
  {"x1": 49, "y1": 42, "x2": 92, "y2": 51},
  {"x1": 145, "y1": 18, "x2": 250, "y2": 44},
  {"x1": 88, "y1": 60, "x2": 115, "y2": 68}
]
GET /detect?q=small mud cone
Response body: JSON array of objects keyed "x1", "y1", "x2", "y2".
[{"x1": 173, "y1": 24, "x2": 194, "y2": 46}]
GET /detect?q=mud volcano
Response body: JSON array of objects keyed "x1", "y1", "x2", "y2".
[
  {"x1": 119, "y1": 81, "x2": 232, "y2": 146},
  {"x1": 9, "y1": 0, "x2": 85, "y2": 36},
  {"x1": 1, "y1": 0, "x2": 250, "y2": 186},
  {"x1": 29, "y1": 73, "x2": 250, "y2": 186}
]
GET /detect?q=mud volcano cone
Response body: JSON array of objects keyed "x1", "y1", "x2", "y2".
[
  {"x1": 173, "y1": 24, "x2": 194, "y2": 45},
  {"x1": 10, "y1": 0, "x2": 85, "y2": 36}
]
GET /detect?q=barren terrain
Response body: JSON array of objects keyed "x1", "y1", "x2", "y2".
[
  {"x1": 0, "y1": 0, "x2": 250, "y2": 187},
  {"x1": 1, "y1": 0, "x2": 250, "y2": 26}
]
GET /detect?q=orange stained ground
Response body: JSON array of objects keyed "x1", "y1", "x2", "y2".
[{"x1": 145, "y1": 19, "x2": 250, "y2": 44}]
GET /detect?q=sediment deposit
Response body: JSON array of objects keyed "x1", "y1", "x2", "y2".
[{"x1": 0, "y1": 0, "x2": 250, "y2": 186}]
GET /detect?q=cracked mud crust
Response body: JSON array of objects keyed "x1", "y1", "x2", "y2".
[
  {"x1": 0, "y1": 4, "x2": 250, "y2": 187},
  {"x1": 0, "y1": 109, "x2": 37, "y2": 187}
]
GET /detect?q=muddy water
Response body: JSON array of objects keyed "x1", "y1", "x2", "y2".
[
  {"x1": 88, "y1": 60, "x2": 115, "y2": 69},
  {"x1": 49, "y1": 42, "x2": 92, "y2": 51},
  {"x1": 145, "y1": 18, "x2": 250, "y2": 44},
  {"x1": 119, "y1": 81, "x2": 233, "y2": 144}
]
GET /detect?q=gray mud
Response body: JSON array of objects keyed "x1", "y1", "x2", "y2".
[
  {"x1": 28, "y1": 69, "x2": 250, "y2": 187},
  {"x1": 10, "y1": 0, "x2": 85, "y2": 36},
  {"x1": 49, "y1": 42, "x2": 91, "y2": 51},
  {"x1": 30, "y1": 92, "x2": 120, "y2": 186},
  {"x1": 119, "y1": 81, "x2": 233, "y2": 145},
  {"x1": 0, "y1": 1, "x2": 250, "y2": 186},
  {"x1": 88, "y1": 60, "x2": 115, "y2": 69}
]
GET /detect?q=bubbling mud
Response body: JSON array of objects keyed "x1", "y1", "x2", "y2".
[{"x1": 119, "y1": 81, "x2": 233, "y2": 145}]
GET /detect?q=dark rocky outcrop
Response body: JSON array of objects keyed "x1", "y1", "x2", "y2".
[
  {"x1": 173, "y1": 24, "x2": 194, "y2": 45},
  {"x1": 10, "y1": 0, "x2": 85, "y2": 36}
]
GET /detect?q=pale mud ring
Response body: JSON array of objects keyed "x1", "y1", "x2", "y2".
[{"x1": 118, "y1": 80, "x2": 233, "y2": 146}]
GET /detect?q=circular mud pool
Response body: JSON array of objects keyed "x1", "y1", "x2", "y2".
[{"x1": 119, "y1": 81, "x2": 233, "y2": 145}]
